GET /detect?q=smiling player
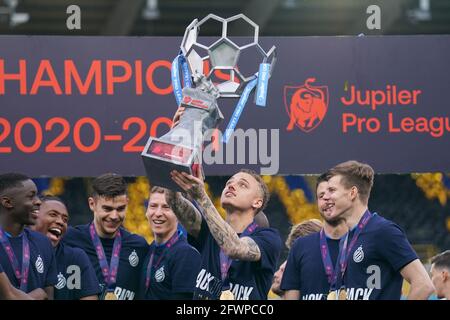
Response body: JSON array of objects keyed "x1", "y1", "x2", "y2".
[
  {"x1": 32, "y1": 195, "x2": 100, "y2": 300},
  {"x1": 139, "y1": 186, "x2": 201, "y2": 300},
  {"x1": 0, "y1": 173, "x2": 57, "y2": 299},
  {"x1": 62, "y1": 173, "x2": 148, "y2": 300}
]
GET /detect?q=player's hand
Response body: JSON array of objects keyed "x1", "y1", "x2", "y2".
[
  {"x1": 170, "y1": 165, "x2": 206, "y2": 201},
  {"x1": 171, "y1": 106, "x2": 185, "y2": 128}
]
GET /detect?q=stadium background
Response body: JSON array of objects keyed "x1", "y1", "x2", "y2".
[{"x1": 2, "y1": 0, "x2": 450, "y2": 298}]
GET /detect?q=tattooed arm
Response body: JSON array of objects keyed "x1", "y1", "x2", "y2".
[
  {"x1": 170, "y1": 170, "x2": 261, "y2": 261},
  {"x1": 166, "y1": 191, "x2": 203, "y2": 238},
  {"x1": 199, "y1": 194, "x2": 261, "y2": 261}
]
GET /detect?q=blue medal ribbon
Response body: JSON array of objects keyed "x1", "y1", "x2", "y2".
[
  {"x1": 172, "y1": 55, "x2": 271, "y2": 144},
  {"x1": 222, "y1": 78, "x2": 258, "y2": 143},
  {"x1": 320, "y1": 210, "x2": 373, "y2": 291},
  {"x1": 319, "y1": 229, "x2": 347, "y2": 290},
  {"x1": 219, "y1": 221, "x2": 259, "y2": 290},
  {"x1": 89, "y1": 223, "x2": 122, "y2": 290},
  {"x1": 339, "y1": 210, "x2": 372, "y2": 280},
  {"x1": 255, "y1": 63, "x2": 270, "y2": 107},
  {"x1": 171, "y1": 54, "x2": 192, "y2": 106},
  {"x1": 145, "y1": 230, "x2": 182, "y2": 290}
]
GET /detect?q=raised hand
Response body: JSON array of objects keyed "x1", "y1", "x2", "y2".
[
  {"x1": 171, "y1": 106, "x2": 186, "y2": 128},
  {"x1": 170, "y1": 166, "x2": 205, "y2": 201}
]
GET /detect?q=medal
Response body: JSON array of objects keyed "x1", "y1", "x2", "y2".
[
  {"x1": 104, "y1": 291, "x2": 118, "y2": 300},
  {"x1": 220, "y1": 290, "x2": 235, "y2": 300},
  {"x1": 338, "y1": 288, "x2": 347, "y2": 300},
  {"x1": 327, "y1": 290, "x2": 337, "y2": 300}
]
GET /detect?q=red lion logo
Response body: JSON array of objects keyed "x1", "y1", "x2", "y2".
[{"x1": 284, "y1": 78, "x2": 328, "y2": 133}]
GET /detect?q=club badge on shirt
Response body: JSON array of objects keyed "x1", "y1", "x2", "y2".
[
  {"x1": 155, "y1": 266, "x2": 165, "y2": 282},
  {"x1": 129, "y1": 250, "x2": 139, "y2": 267},
  {"x1": 353, "y1": 245, "x2": 364, "y2": 263},
  {"x1": 35, "y1": 255, "x2": 44, "y2": 273},
  {"x1": 56, "y1": 272, "x2": 66, "y2": 289}
]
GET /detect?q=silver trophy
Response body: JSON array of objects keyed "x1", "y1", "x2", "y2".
[{"x1": 141, "y1": 14, "x2": 276, "y2": 191}]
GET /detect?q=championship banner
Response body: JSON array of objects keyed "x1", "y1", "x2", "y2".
[{"x1": 0, "y1": 35, "x2": 449, "y2": 176}]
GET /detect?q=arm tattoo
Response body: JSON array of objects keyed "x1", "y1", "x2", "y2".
[
  {"x1": 167, "y1": 192, "x2": 202, "y2": 238},
  {"x1": 198, "y1": 195, "x2": 261, "y2": 262}
]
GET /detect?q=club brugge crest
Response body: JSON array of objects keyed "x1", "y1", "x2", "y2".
[
  {"x1": 155, "y1": 266, "x2": 165, "y2": 283},
  {"x1": 353, "y1": 245, "x2": 364, "y2": 263},
  {"x1": 35, "y1": 255, "x2": 44, "y2": 273},
  {"x1": 56, "y1": 272, "x2": 66, "y2": 289},
  {"x1": 284, "y1": 78, "x2": 328, "y2": 133},
  {"x1": 129, "y1": 250, "x2": 139, "y2": 267}
]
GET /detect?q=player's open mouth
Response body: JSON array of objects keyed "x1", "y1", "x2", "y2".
[
  {"x1": 322, "y1": 203, "x2": 334, "y2": 213},
  {"x1": 48, "y1": 227, "x2": 62, "y2": 241},
  {"x1": 30, "y1": 209, "x2": 39, "y2": 218},
  {"x1": 152, "y1": 219, "x2": 166, "y2": 225}
]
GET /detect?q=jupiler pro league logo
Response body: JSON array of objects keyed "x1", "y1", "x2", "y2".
[{"x1": 285, "y1": 78, "x2": 328, "y2": 133}]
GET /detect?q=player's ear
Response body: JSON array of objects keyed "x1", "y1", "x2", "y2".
[
  {"x1": 350, "y1": 186, "x2": 358, "y2": 201},
  {"x1": 252, "y1": 198, "x2": 263, "y2": 211},
  {"x1": 0, "y1": 196, "x2": 13, "y2": 209},
  {"x1": 88, "y1": 197, "x2": 95, "y2": 212},
  {"x1": 442, "y1": 270, "x2": 449, "y2": 282}
]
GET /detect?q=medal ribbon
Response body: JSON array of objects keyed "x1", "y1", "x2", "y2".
[
  {"x1": 319, "y1": 228, "x2": 346, "y2": 290},
  {"x1": 145, "y1": 230, "x2": 182, "y2": 290},
  {"x1": 0, "y1": 229, "x2": 30, "y2": 292},
  {"x1": 320, "y1": 210, "x2": 372, "y2": 290},
  {"x1": 172, "y1": 53, "x2": 192, "y2": 106},
  {"x1": 89, "y1": 223, "x2": 122, "y2": 289},
  {"x1": 219, "y1": 222, "x2": 259, "y2": 282}
]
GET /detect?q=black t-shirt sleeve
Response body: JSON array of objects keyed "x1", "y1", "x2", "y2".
[
  {"x1": 170, "y1": 245, "x2": 202, "y2": 293},
  {"x1": 377, "y1": 221, "x2": 418, "y2": 272}
]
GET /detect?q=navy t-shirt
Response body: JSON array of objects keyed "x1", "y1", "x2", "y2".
[
  {"x1": 54, "y1": 242, "x2": 101, "y2": 300},
  {"x1": 138, "y1": 234, "x2": 201, "y2": 300},
  {"x1": 0, "y1": 228, "x2": 57, "y2": 293},
  {"x1": 281, "y1": 232, "x2": 340, "y2": 300},
  {"x1": 189, "y1": 219, "x2": 282, "y2": 300},
  {"x1": 62, "y1": 223, "x2": 149, "y2": 300},
  {"x1": 0, "y1": 262, "x2": 3, "y2": 273},
  {"x1": 342, "y1": 213, "x2": 418, "y2": 300}
]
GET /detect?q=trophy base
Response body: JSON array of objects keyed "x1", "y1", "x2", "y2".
[{"x1": 141, "y1": 137, "x2": 197, "y2": 192}]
